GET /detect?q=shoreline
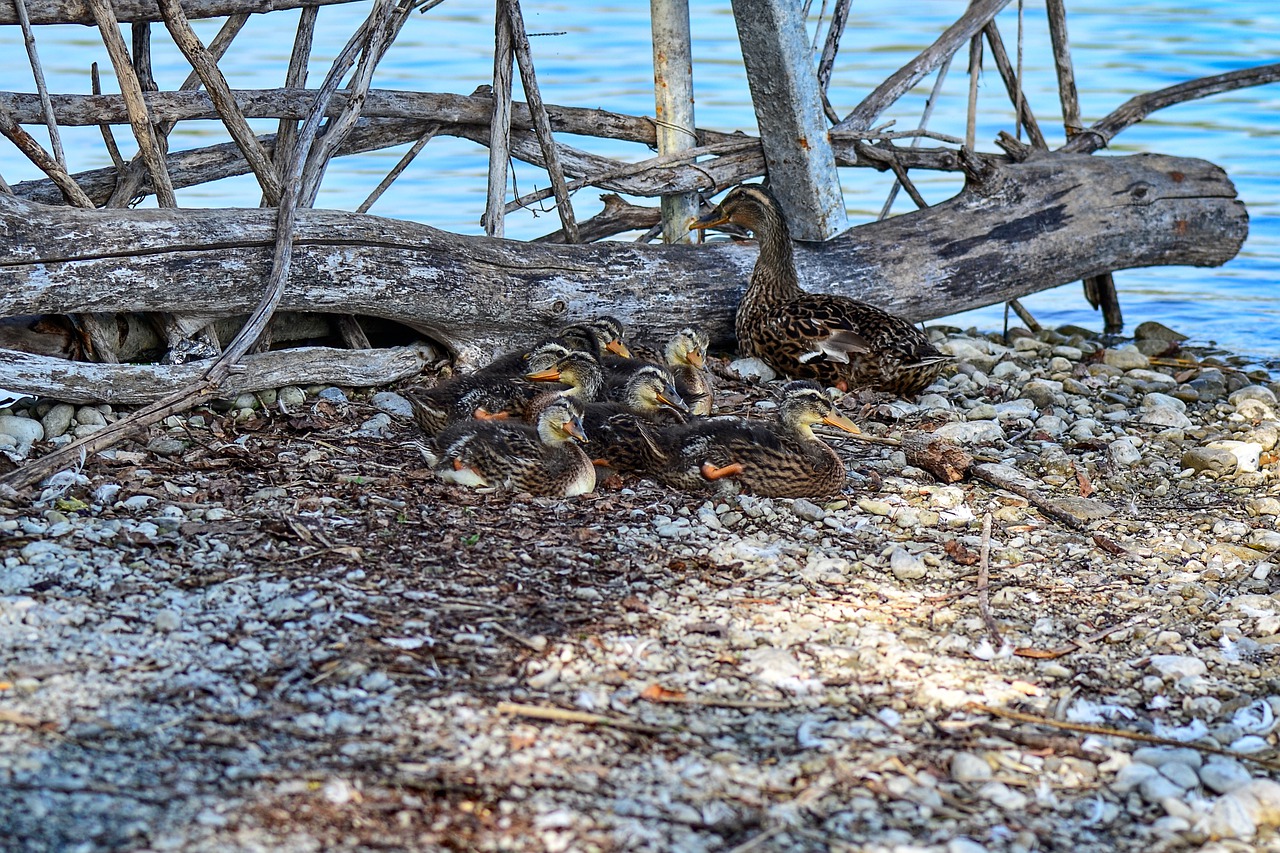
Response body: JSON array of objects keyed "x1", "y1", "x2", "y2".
[{"x1": 2, "y1": 320, "x2": 1279, "y2": 850}]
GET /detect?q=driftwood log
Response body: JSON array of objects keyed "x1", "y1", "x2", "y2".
[{"x1": 0, "y1": 149, "x2": 1245, "y2": 401}]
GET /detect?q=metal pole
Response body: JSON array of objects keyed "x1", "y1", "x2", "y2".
[{"x1": 651, "y1": 0, "x2": 699, "y2": 243}]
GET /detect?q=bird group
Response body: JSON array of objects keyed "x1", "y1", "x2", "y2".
[{"x1": 407, "y1": 182, "x2": 947, "y2": 500}]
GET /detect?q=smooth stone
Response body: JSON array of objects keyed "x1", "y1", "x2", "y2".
[
  {"x1": 1142, "y1": 406, "x2": 1193, "y2": 429},
  {"x1": 1053, "y1": 496, "x2": 1117, "y2": 521},
  {"x1": 1150, "y1": 654, "x2": 1208, "y2": 678},
  {"x1": 993, "y1": 399, "x2": 1037, "y2": 419},
  {"x1": 1103, "y1": 347, "x2": 1150, "y2": 371},
  {"x1": 1246, "y1": 423, "x2": 1279, "y2": 451},
  {"x1": 1200, "y1": 758, "x2": 1252, "y2": 794},
  {"x1": 278, "y1": 386, "x2": 307, "y2": 408},
  {"x1": 1133, "y1": 746, "x2": 1203, "y2": 768},
  {"x1": 950, "y1": 752, "x2": 993, "y2": 783},
  {"x1": 1208, "y1": 440, "x2": 1262, "y2": 474},
  {"x1": 1108, "y1": 437, "x2": 1143, "y2": 467},
  {"x1": 353, "y1": 413, "x2": 394, "y2": 438},
  {"x1": 1127, "y1": 368, "x2": 1178, "y2": 388},
  {"x1": 41, "y1": 403, "x2": 75, "y2": 439},
  {"x1": 967, "y1": 403, "x2": 997, "y2": 420},
  {"x1": 1111, "y1": 762, "x2": 1160, "y2": 793},
  {"x1": 729, "y1": 357, "x2": 776, "y2": 382},
  {"x1": 1230, "y1": 385, "x2": 1278, "y2": 407},
  {"x1": 0, "y1": 415, "x2": 43, "y2": 448},
  {"x1": 75, "y1": 405, "x2": 106, "y2": 426},
  {"x1": 317, "y1": 387, "x2": 349, "y2": 403},
  {"x1": 147, "y1": 437, "x2": 188, "y2": 457},
  {"x1": 1139, "y1": 775, "x2": 1189, "y2": 803},
  {"x1": 977, "y1": 781, "x2": 1028, "y2": 811},
  {"x1": 155, "y1": 609, "x2": 181, "y2": 632},
  {"x1": 790, "y1": 499, "x2": 826, "y2": 522},
  {"x1": 1035, "y1": 415, "x2": 1066, "y2": 436},
  {"x1": 1142, "y1": 392, "x2": 1186, "y2": 413},
  {"x1": 1236, "y1": 399, "x2": 1277, "y2": 421},
  {"x1": 1051, "y1": 345, "x2": 1084, "y2": 361},
  {"x1": 934, "y1": 420, "x2": 1005, "y2": 444},
  {"x1": 1206, "y1": 780, "x2": 1280, "y2": 841},
  {"x1": 889, "y1": 547, "x2": 928, "y2": 581},
  {"x1": 1249, "y1": 497, "x2": 1280, "y2": 517},
  {"x1": 1021, "y1": 379, "x2": 1062, "y2": 408},
  {"x1": 1135, "y1": 320, "x2": 1189, "y2": 342},
  {"x1": 1180, "y1": 447, "x2": 1237, "y2": 474},
  {"x1": 1135, "y1": 338, "x2": 1177, "y2": 357},
  {"x1": 1158, "y1": 761, "x2": 1201, "y2": 790},
  {"x1": 371, "y1": 392, "x2": 413, "y2": 418},
  {"x1": 230, "y1": 392, "x2": 259, "y2": 410}
]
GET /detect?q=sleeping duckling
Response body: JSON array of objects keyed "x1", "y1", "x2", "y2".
[
  {"x1": 478, "y1": 316, "x2": 629, "y2": 377},
  {"x1": 650, "y1": 380, "x2": 860, "y2": 498},
  {"x1": 430, "y1": 397, "x2": 595, "y2": 497}
]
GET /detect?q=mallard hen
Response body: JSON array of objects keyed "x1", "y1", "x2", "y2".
[
  {"x1": 690, "y1": 184, "x2": 947, "y2": 397},
  {"x1": 649, "y1": 380, "x2": 860, "y2": 498},
  {"x1": 429, "y1": 397, "x2": 596, "y2": 497}
]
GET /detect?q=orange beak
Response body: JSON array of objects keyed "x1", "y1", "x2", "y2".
[
  {"x1": 606, "y1": 339, "x2": 633, "y2": 358},
  {"x1": 525, "y1": 368, "x2": 562, "y2": 382}
]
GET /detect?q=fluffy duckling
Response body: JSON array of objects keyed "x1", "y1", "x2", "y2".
[
  {"x1": 524, "y1": 350, "x2": 607, "y2": 404},
  {"x1": 690, "y1": 184, "x2": 947, "y2": 397},
  {"x1": 429, "y1": 397, "x2": 596, "y2": 497},
  {"x1": 474, "y1": 316, "x2": 630, "y2": 378},
  {"x1": 662, "y1": 327, "x2": 714, "y2": 416},
  {"x1": 650, "y1": 380, "x2": 860, "y2": 498},
  {"x1": 583, "y1": 364, "x2": 689, "y2": 473}
]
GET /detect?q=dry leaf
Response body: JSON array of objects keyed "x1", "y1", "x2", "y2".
[{"x1": 640, "y1": 683, "x2": 687, "y2": 703}]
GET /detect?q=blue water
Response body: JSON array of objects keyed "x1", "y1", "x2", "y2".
[{"x1": 1, "y1": 0, "x2": 1277, "y2": 363}]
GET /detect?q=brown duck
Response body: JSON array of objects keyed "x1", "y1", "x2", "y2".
[
  {"x1": 690, "y1": 184, "x2": 947, "y2": 397},
  {"x1": 649, "y1": 380, "x2": 860, "y2": 498}
]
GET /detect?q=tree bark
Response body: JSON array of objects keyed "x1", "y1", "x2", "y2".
[
  {"x1": 0, "y1": 0, "x2": 357, "y2": 26},
  {"x1": 0, "y1": 152, "x2": 1246, "y2": 371}
]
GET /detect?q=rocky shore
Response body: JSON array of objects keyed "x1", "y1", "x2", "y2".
[{"x1": 1, "y1": 321, "x2": 1278, "y2": 851}]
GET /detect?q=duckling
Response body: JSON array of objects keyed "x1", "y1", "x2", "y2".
[
  {"x1": 690, "y1": 184, "x2": 948, "y2": 397},
  {"x1": 408, "y1": 347, "x2": 600, "y2": 435},
  {"x1": 650, "y1": 380, "x2": 860, "y2": 498},
  {"x1": 429, "y1": 397, "x2": 596, "y2": 497},
  {"x1": 603, "y1": 328, "x2": 714, "y2": 415},
  {"x1": 474, "y1": 316, "x2": 630, "y2": 377},
  {"x1": 583, "y1": 364, "x2": 689, "y2": 473}
]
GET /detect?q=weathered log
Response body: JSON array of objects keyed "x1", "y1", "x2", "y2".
[
  {"x1": 0, "y1": 343, "x2": 435, "y2": 405},
  {"x1": 0, "y1": 0, "x2": 357, "y2": 26},
  {"x1": 0, "y1": 152, "x2": 1246, "y2": 368}
]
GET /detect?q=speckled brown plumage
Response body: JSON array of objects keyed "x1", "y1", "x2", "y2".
[
  {"x1": 691, "y1": 184, "x2": 948, "y2": 397},
  {"x1": 648, "y1": 381, "x2": 860, "y2": 498},
  {"x1": 583, "y1": 364, "x2": 689, "y2": 473},
  {"x1": 429, "y1": 398, "x2": 596, "y2": 497}
]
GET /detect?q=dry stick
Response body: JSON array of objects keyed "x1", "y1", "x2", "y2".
[
  {"x1": 1015, "y1": 0, "x2": 1024, "y2": 141},
  {"x1": 838, "y1": 0, "x2": 1011, "y2": 131},
  {"x1": 0, "y1": 6, "x2": 384, "y2": 496},
  {"x1": 356, "y1": 123, "x2": 439, "y2": 213},
  {"x1": 86, "y1": 0, "x2": 176, "y2": 208},
  {"x1": 965, "y1": 25, "x2": 981, "y2": 152},
  {"x1": 504, "y1": 0, "x2": 578, "y2": 242},
  {"x1": 299, "y1": 0, "x2": 413, "y2": 207},
  {"x1": 1008, "y1": 298, "x2": 1042, "y2": 332},
  {"x1": 107, "y1": 13, "x2": 249, "y2": 208},
  {"x1": 534, "y1": 192, "x2": 660, "y2": 243},
  {"x1": 1065, "y1": 61, "x2": 1280, "y2": 155},
  {"x1": 156, "y1": 0, "x2": 282, "y2": 204},
  {"x1": 877, "y1": 56, "x2": 952, "y2": 221},
  {"x1": 496, "y1": 702, "x2": 667, "y2": 735},
  {"x1": 90, "y1": 64, "x2": 125, "y2": 171},
  {"x1": 504, "y1": 137, "x2": 756, "y2": 214},
  {"x1": 483, "y1": 1, "x2": 515, "y2": 237},
  {"x1": 0, "y1": 105, "x2": 95, "y2": 207},
  {"x1": 13, "y1": 0, "x2": 66, "y2": 169},
  {"x1": 982, "y1": 20, "x2": 1045, "y2": 150},
  {"x1": 1044, "y1": 0, "x2": 1081, "y2": 137},
  {"x1": 274, "y1": 5, "x2": 319, "y2": 178},
  {"x1": 815, "y1": 0, "x2": 853, "y2": 123},
  {"x1": 976, "y1": 513, "x2": 1004, "y2": 649},
  {"x1": 967, "y1": 703, "x2": 1280, "y2": 773}
]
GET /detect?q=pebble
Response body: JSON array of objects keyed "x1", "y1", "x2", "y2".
[
  {"x1": 317, "y1": 387, "x2": 349, "y2": 404},
  {"x1": 1207, "y1": 440, "x2": 1261, "y2": 473},
  {"x1": 1108, "y1": 437, "x2": 1143, "y2": 467},
  {"x1": 1206, "y1": 779, "x2": 1280, "y2": 841},
  {"x1": 889, "y1": 547, "x2": 927, "y2": 580},
  {"x1": 353, "y1": 413, "x2": 394, "y2": 438},
  {"x1": 1180, "y1": 446, "x2": 1236, "y2": 474},
  {"x1": 934, "y1": 420, "x2": 1005, "y2": 444},
  {"x1": 1142, "y1": 405, "x2": 1193, "y2": 429},
  {"x1": 155, "y1": 609, "x2": 181, "y2": 632},
  {"x1": 371, "y1": 392, "x2": 413, "y2": 418},
  {"x1": 75, "y1": 406, "x2": 107, "y2": 426},
  {"x1": 1103, "y1": 347, "x2": 1150, "y2": 370},
  {"x1": 1133, "y1": 746, "x2": 1202, "y2": 768},
  {"x1": 728, "y1": 357, "x2": 776, "y2": 382},
  {"x1": 1135, "y1": 320, "x2": 1189, "y2": 342},
  {"x1": 950, "y1": 752, "x2": 993, "y2": 783},
  {"x1": 278, "y1": 386, "x2": 307, "y2": 408},
  {"x1": 0, "y1": 414, "x2": 44, "y2": 454},
  {"x1": 1200, "y1": 758, "x2": 1252, "y2": 794},
  {"x1": 1149, "y1": 654, "x2": 1207, "y2": 678},
  {"x1": 147, "y1": 437, "x2": 188, "y2": 457},
  {"x1": 790, "y1": 499, "x2": 825, "y2": 522},
  {"x1": 1229, "y1": 385, "x2": 1278, "y2": 407},
  {"x1": 41, "y1": 403, "x2": 75, "y2": 439}
]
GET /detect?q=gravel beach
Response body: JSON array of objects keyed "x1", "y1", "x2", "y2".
[{"x1": 2, "y1": 322, "x2": 1279, "y2": 852}]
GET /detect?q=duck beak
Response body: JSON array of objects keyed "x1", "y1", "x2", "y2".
[
  {"x1": 658, "y1": 385, "x2": 690, "y2": 413},
  {"x1": 823, "y1": 413, "x2": 862, "y2": 435},
  {"x1": 689, "y1": 207, "x2": 729, "y2": 231},
  {"x1": 563, "y1": 416, "x2": 589, "y2": 443},
  {"x1": 525, "y1": 367, "x2": 562, "y2": 382},
  {"x1": 685, "y1": 349, "x2": 705, "y2": 369},
  {"x1": 605, "y1": 339, "x2": 633, "y2": 358}
]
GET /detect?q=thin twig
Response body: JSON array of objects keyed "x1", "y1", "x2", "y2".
[
  {"x1": 13, "y1": 0, "x2": 66, "y2": 169},
  {"x1": 967, "y1": 703, "x2": 1280, "y2": 773},
  {"x1": 496, "y1": 701, "x2": 667, "y2": 734},
  {"x1": 90, "y1": 63, "x2": 125, "y2": 172},
  {"x1": 357, "y1": 123, "x2": 439, "y2": 213},
  {"x1": 85, "y1": 0, "x2": 177, "y2": 207},
  {"x1": 965, "y1": 25, "x2": 981, "y2": 151},
  {"x1": 977, "y1": 512, "x2": 1003, "y2": 649},
  {"x1": 157, "y1": 0, "x2": 282, "y2": 204},
  {"x1": 484, "y1": 2, "x2": 515, "y2": 237},
  {"x1": 878, "y1": 55, "x2": 951, "y2": 220},
  {"x1": 815, "y1": 0, "x2": 853, "y2": 95},
  {"x1": 0, "y1": 104, "x2": 94, "y2": 208},
  {"x1": 1044, "y1": 0, "x2": 1082, "y2": 136},
  {"x1": 1008, "y1": 298, "x2": 1041, "y2": 332},
  {"x1": 275, "y1": 5, "x2": 319, "y2": 178},
  {"x1": 504, "y1": 0, "x2": 578, "y2": 241},
  {"x1": 982, "y1": 19, "x2": 1046, "y2": 149}
]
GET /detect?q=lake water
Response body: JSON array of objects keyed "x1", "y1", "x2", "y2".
[{"x1": 2, "y1": 0, "x2": 1277, "y2": 365}]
